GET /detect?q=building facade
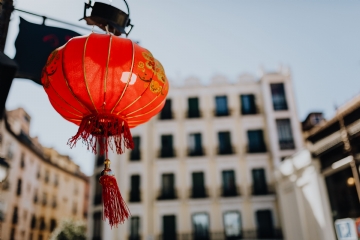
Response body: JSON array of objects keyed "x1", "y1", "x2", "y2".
[
  {"x1": 0, "y1": 108, "x2": 89, "y2": 240},
  {"x1": 88, "y1": 70, "x2": 304, "y2": 240},
  {"x1": 276, "y1": 95, "x2": 360, "y2": 240}
]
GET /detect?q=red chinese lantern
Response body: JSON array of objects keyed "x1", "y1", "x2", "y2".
[{"x1": 41, "y1": 33, "x2": 169, "y2": 227}]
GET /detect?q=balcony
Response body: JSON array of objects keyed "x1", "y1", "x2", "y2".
[
  {"x1": 129, "y1": 191, "x2": 141, "y2": 203},
  {"x1": 251, "y1": 185, "x2": 275, "y2": 196},
  {"x1": 279, "y1": 140, "x2": 295, "y2": 150},
  {"x1": 128, "y1": 236, "x2": 141, "y2": 240},
  {"x1": 130, "y1": 150, "x2": 141, "y2": 161},
  {"x1": 157, "y1": 190, "x2": 177, "y2": 200},
  {"x1": 159, "y1": 149, "x2": 176, "y2": 158},
  {"x1": 156, "y1": 229, "x2": 283, "y2": 240},
  {"x1": 214, "y1": 109, "x2": 232, "y2": 117},
  {"x1": 217, "y1": 147, "x2": 234, "y2": 155},
  {"x1": 159, "y1": 111, "x2": 173, "y2": 120},
  {"x1": 187, "y1": 110, "x2": 201, "y2": 119},
  {"x1": 190, "y1": 187, "x2": 208, "y2": 199},
  {"x1": 247, "y1": 144, "x2": 267, "y2": 154},
  {"x1": 220, "y1": 186, "x2": 240, "y2": 197},
  {"x1": 93, "y1": 194, "x2": 102, "y2": 205},
  {"x1": 188, "y1": 148, "x2": 205, "y2": 157}
]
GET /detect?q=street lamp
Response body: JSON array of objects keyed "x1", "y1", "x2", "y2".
[{"x1": 0, "y1": 157, "x2": 9, "y2": 183}]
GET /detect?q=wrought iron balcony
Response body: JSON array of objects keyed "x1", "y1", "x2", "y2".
[
  {"x1": 214, "y1": 109, "x2": 232, "y2": 117},
  {"x1": 159, "y1": 149, "x2": 176, "y2": 158},
  {"x1": 156, "y1": 229, "x2": 283, "y2": 240},
  {"x1": 129, "y1": 190, "x2": 141, "y2": 203},
  {"x1": 187, "y1": 110, "x2": 201, "y2": 119},
  {"x1": 217, "y1": 146, "x2": 234, "y2": 155},
  {"x1": 188, "y1": 148, "x2": 205, "y2": 157},
  {"x1": 159, "y1": 111, "x2": 173, "y2": 120},
  {"x1": 220, "y1": 186, "x2": 240, "y2": 197},
  {"x1": 247, "y1": 144, "x2": 267, "y2": 154},
  {"x1": 189, "y1": 187, "x2": 208, "y2": 199},
  {"x1": 279, "y1": 140, "x2": 295, "y2": 150},
  {"x1": 251, "y1": 184, "x2": 275, "y2": 196},
  {"x1": 157, "y1": 189, "x2": 177, "y2": 200}
]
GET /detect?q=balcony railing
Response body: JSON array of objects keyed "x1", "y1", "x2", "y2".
[
  {"x1": 128, "y1": 235, "x2": 141, "y2": 240},
  {"x1": 220, "y1": 186, "x2": 240, "y2": 197},
  {"x1": 217, "y1": 147, "x2": 234, "y2": 155},
  {"x1": 214, "y1": 109, "x2": 232, "y2": 117},
  {"x1": 157, "y1": 190, "x2": 177, "y2": 200},
  {"x1": 279, "y1": 140, "x2": 295, "y2": 150},
  {"x1": 94, "y1": 194, "x2": 102, "y2": 205},
  {"x1": 157, "y1": 229, "x2": 283, "y2": 240},
  {"x1": 159, "y1": 149, "x2": 176, "y2": 158},
  {"x1": 189, "y1": 187, "x2": 208, "y2": 199},
  {"x1": 188, "y1": 148, "x2": 205, "y2": 157},
  {"x1": 251, "y1": 185, "x2": 275, "y2": 196},
  {"x1": 130, "y1": 150, "x2": 141, "y2": 161},
  {"x1": 247, "y1": 144, "x2": 267, "y2": 154},
  {"x1": 159, "y1": 111, "x2": 173, "y2": 120},
  {"x1": 187, "y1": 110, "x2": 201, "y2": 119},
  {"x1": 129, "y1": 191, "x2": 141, "y2": 203}
]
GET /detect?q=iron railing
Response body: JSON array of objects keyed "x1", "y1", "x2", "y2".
[{"x1": 157, "y1": 229, "x2": 283, "y2": 240}]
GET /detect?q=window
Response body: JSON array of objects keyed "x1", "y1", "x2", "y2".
[
  {"x1": 159, "y1": 173, "x2": 175, "y2": 200},
  {"x1": 270, "y1": 83, "x2": 288, "y2": 110},
  {"x1": 241, "y1": 94, "x2": 257, "y2": 115},
  {"x1": 129, "y1": 216, "x2": 140, "y2": 240},
  {"x1": 218, "y1": 132, "x2": 233, "y2": 155},
  {"x1": 33, "y1": 190, "x2": 38, "y2": 204},
  {"x1": 188, "y1": 97, "x2": 200, "y2": 118},
  {"x1": 252, "y1": 169, "x2": 268, "y2": 195},
  {"x1": 50, "y1": 219, "x2": 57, "y2": 232},
  {"x1": 256, "y1": 210, "x2": 274, "y2": 239},
  {"x1": 191, "y1": 172, "x2": 206, "y2": 198},
  {"x1": 188, "y1": 133, "x2": 203, "y2": 156},
  {"x1": 16, "y1": 179, "x2": 22, "y2": 196},
  {"x1": 54, "y1": 174, "x2": 59, "y2": 187},
  {"x1": 30, "y1": 215, "x2": 36, "y2": 229},
  {"x1": 42, "y1": 193, "x2": 47, "y2": 206},
  {"x1": 215, "y1": 96, "x2": 229, "y2": 116},
  {"x1": 160, "y1": 135, "x2": 174, "y2": 158},
  {"x1": 10, "y1": 227, "x2": 15, "y2": 240},
  {"x1": 94, "y1": 173, "x2": 102, "y2": 205},
  {"x1": 130, "y1": 136, "x2": 141, "y2": 161},
  {"x1": 72, "y1": 202, "x2": 77, "y2": 215},
  {"x1": 93, "y1": 211, "x2": 102, "y2": 240},
  {"x1": 39, "y1": 217, "x2": 46, "y2": 230},
  {"x1": 20, "y1": 153, "x2": 25, "y2": 169},
  {"x1": 223, "y1": 211, "x2": 242, "y2": 239},
  {"x1": 162, "y1": 215, "x2": 176, "y2": 240},
  {"x1": 247, "y1": 130, "x2": 266, "y2": 153},
  {"x1": 37, "y1": 167, "x2": 41, "y2": 179},
  {"x1": 222, "y1": 170, "x2": 237, "y2": 197},
  {"x1": 52, "y1": 196, "x2": 57, "y2": 208},
  {"x1": 12, "y1": 206, "x2": 18, "y2": 224},
  {"x1": 96, "y1": 154, "x2": 105, "y2": 167},
  {"x1": 160, "y1": 99, "x2": 172, "y2": 120},
  {"x1": 130, "y1": 175, "x2": 141, "y2": 202},
  {"x1": 276, "y1": 119, "x2": 295, "y2": 150},
  {"x1": 192, "y1": 213, "x2": 210, "y2": 240},
  {"x1": 44, "y1": 170, "x2": 49, "y2": 183}
]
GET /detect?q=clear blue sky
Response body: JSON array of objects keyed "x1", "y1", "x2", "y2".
[{"x1": 5, "y1": 0, "x2": 360, "y2": 175}]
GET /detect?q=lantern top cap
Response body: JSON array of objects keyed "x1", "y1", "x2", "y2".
[{"x1": 81, "y1": 0, "x2": 134, "y2": 36}]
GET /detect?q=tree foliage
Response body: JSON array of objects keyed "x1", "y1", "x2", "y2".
[{"x1": 50, "y1": 219, "x2": 86, "y2": 240}]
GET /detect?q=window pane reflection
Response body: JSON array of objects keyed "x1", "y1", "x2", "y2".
[{"x1": 224, "y1": 211, "x2": 241, "y2": 237}]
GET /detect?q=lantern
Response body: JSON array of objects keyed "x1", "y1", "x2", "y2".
[{"x1": 41, "y1": 33, "x2": 169, "y2": 227}]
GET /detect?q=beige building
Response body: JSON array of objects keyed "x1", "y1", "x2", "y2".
[
  {"x1": 0, "y1": 108, "x2": 89, "y2": 240},
  {"x1": 88, "y1": 69, "x2": 304, "y2": 240}
]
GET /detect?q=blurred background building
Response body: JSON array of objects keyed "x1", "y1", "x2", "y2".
[
  {"x1": 88, "y1": 68, "x2": 304, "y2": 240},
  {"x1": 0, "y1": 108, "x2": 89, "y2": 240},
  {"x1": 276, "y1": 95, "x2": 360, "y2": 240}
]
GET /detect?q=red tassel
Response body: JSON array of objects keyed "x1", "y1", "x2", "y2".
[
  {"x1": 99, "y1": 159, "x2": 130, "y2": 227},
  {"x1": 68, "y1": 113, "x2": 134, "y2": 155}
]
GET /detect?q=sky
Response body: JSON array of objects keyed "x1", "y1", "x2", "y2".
[{"x1": 4, "y1": 0, "x2": 360, "y2": 175}]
